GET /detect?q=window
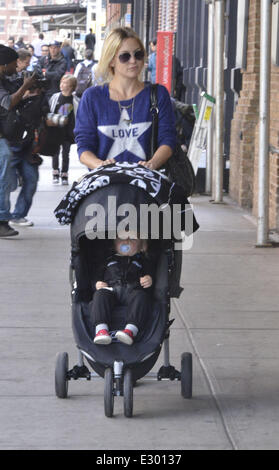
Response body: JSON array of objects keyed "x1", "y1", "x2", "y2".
[
  {"x1": 22, "y1": 20, "x2": 29, "y2": 30},
  {"x1": 0, "y1": 0, "x2": 5, "y2": 7},
  {"x1": 9, "y1": 19, "x2": 17, "y2": 32},
  {"x1": 0, "y1": 19, "x2": 5, "y2": 32}
]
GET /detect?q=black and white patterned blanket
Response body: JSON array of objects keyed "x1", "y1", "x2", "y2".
[{"x1": 54, "y1": 162, "x2": 197, "y2": 230}]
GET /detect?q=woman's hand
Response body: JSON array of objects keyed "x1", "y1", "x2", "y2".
[
  {"x1": 139, "y1": 160, "x2": 156, "y2": 170},
  {"x1": 100, "y1": 158, "x2": 116, "y2": 167},
  {"x1": 96, "y1": 281, "x2": 108, "y2": 290},
  {"x1": 139, "y1": 145, "x2": 173, "y2": 171},
  {"x1": 80, "y1": 151, "x2": 115, "y2": 170},
  {"x1": 140, "y1": 275, "x2": 153, "y2": 289}
]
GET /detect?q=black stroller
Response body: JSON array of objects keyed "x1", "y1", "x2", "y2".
[{"x1": 54, "y1": 164, "x2": 196, "y2": 417}]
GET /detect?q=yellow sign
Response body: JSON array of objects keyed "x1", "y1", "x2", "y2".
[{"x1": 203, "y1": 106, "x2": 213, "y2": 121}]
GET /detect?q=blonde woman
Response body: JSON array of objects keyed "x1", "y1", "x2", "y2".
[{"x1": 74, "y1": 27, "x2": 176, "y2": 170}]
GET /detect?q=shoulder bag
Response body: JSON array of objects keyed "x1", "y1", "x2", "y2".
[{"x1": 150, "y1": 84, "x2": 195, "y2": 198}]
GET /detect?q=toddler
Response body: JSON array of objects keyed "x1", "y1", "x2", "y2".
[{"x1": 91, "y1": 236, "x2": 153, "y2": 346}]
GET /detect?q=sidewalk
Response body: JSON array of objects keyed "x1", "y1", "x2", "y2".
[{"x1": 0, "y1": 155, "x2": 279, "y2": 450}]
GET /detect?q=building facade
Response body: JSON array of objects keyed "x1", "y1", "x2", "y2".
[
  {"x1": 230, "y1": 0, "x2": 279, "y2": 231},
  {"x1": 0, "y1": 0, "x2": 37, "y2": 45}
]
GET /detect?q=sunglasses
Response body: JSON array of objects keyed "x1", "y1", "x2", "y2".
[{"x1": 118, "y1": 50, "x2": 145, "y2": 64}]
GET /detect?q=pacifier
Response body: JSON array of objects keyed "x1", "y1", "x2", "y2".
[{"x1": 119, "y1": 243, "x2": 131, "y2": 254}]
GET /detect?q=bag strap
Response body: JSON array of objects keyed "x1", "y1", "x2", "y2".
[{"x1": 149, "y1": 84, "x2": 159, "y2": 160}]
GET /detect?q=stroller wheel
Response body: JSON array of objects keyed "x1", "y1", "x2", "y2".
[
  {"x1": 104, "y1": 368, "x2": 114, "y2": 418},
  {"x1": 123, "y1": 369, "x2": 133, "y2": 418},
  {"x1": 55, "y1": 352, "x2": 69, "y2": 399},
  {"x1": 181, "y1": 352, "x2": 193, "y2": 399}
]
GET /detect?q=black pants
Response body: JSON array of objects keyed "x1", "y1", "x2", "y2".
[
  {"x1": 90, "y1": 287, "x2": 150, "y2": 331},
  {"x1": 52, "y1": 141, "x2": 71, "y2": 173}
]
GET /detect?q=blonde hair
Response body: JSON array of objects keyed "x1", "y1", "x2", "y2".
[
  {"x1": 60, "y1": 73, "x2": 77, "y2": 91},
  {"x1": 95, "y1": 27, "x2": 146, "y2": 84}
]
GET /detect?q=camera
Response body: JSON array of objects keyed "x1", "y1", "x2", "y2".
[
  {"x1": 46, "y1": 112, "x2": 68, "y2": 127},
  {"x1": 24, "y1": 70, "x2": 49, "y2": 90}
]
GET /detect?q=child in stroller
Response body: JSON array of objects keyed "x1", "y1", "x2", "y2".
[{"x1": 91, "y1": 235, "x2": 153, "y2": 346}]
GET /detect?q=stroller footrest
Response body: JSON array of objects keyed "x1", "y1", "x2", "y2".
[
  {"x1": 67, "y1": 365, "x2": 91, "y2": 380},
  {"x1": 157, "y1": 365, "x2": 181, "y2": 381}
]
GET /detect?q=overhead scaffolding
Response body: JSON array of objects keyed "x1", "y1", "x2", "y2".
[{"x1": 24, "y1": 3, "x2": 87, "y2": 33}]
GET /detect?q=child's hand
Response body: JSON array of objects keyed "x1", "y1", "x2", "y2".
[
  {"x1": 140, "y1": 275, "x2": 153, "y2": 288},
  {"x1": 96, "y1": 281, "x2": 108, "y2": 290}
]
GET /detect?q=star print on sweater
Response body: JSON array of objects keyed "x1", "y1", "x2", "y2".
[
  {"x1": 74, "y1": 83, "x2": 177, "y2": 164},
  {"x1": 98, "y1": 108, "x2": 152, "y2": 160}
]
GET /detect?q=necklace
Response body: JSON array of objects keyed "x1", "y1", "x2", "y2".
[{"x1": 117, "y1": 97, "x2": 135, "y2": 126}]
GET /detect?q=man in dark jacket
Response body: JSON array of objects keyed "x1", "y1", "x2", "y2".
[
  {"x1": 85, "y1": 29, "x2": 96, "y2": 52},
  {"x1": 40, "y1": 40, "x2": 67, "y2": 99},
  {"x1": 0, "y1": 45, "x2": 37, "y2": 237}
]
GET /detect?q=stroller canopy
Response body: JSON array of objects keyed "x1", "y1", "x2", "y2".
[{"x1": 54, "y1": 162, "x2": 199, "y2": 250}]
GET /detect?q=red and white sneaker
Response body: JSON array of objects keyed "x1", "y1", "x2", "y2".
[
  {"x1": 94, "y1": 329, "x2": 112, "y2": 345},
  {"x1": 115, "y1": 329, "x2": 134, "y2": 346}
]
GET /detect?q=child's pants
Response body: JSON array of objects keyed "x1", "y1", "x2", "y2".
[{"x1": 90, "y1": 286, "x2": 150, "y2": 331}]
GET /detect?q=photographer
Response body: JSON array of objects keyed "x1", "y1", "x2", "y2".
[
  {"x1": 0, "y1": 45, "x2": 49, "y2": 234},
  {"x1": 0, "y1": 45, "x2": 37, "y2": 237}
]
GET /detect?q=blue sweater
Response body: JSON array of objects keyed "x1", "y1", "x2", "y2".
[{"x1": 74, "y1": 83, "x2": 176, "y2": 164}]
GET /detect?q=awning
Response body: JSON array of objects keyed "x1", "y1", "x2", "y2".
[{"x1": 24, "y1": 3, "x2": 86, "y2": 17}]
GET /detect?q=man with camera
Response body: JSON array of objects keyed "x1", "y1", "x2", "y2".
[{"x1": 0, "y1": 45, "x2": 40, "y2": 236}]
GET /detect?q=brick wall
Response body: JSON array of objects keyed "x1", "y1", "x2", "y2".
[
  {"x1": 230, "y1": 0, "x2": 279, "y2": 230},
  {"x1": 0, "y1": 0, "x2": 42, "y2": 45},
  {"x1": 106, "y1": 3, "x2": 121, "y2": 29},
  {"x1": 253, "y1": 64, "x2": 279, "y2": 229}
]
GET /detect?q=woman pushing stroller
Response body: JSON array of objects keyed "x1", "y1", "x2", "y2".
[
  {"x1": 74, "y1": 27, "x2": 176, "y2": 170},
  {"x1": 74, "y1": 27, "x2": 176, "y2": 346}
]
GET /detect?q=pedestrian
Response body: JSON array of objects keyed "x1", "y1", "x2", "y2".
[
  {"x1": 7, "y1": 37, "x2": 17, "y2": 50},
  {"x1": 39, "y1": 40, "x2": 67, "y2": 99},
  {"x1": 172, "y1": 57, "x2": 186, "y2": 102},
  {"x1": 85, "y1": 28, "x2": 96, "y2": 52},
  {"x1": 74, "y1": 49, "x2": 98, "y2": 97},
  {"x1": 26, "y1": 45, "x2": 39, "y2": 72},
  {"x1": 8, "y1": 51, "x2": 47, "y2": 228},
  {"x1": 74, "y1": 27, "x2": 176, "y2": 171},
  {"x1": 147, "y1": 38, "x2": 157, "y2": 84},
  {"x1": 32, "y1": 33, "x2": 45, "y2": 58},
  {"x1": 91, "y1": 235, "x2": 153, "y2": 346},
  {"x1": 38, "y1": 44, "x2": 50, "y2": 70},
  {"x1": 15, "y1": 36, "x2": 26, "y2": 50},
  {"x1": 0, "y1": 45, "x2": 37, "y2": 237},
  {"x1": 61, "y1": 39, "x2": 75, "y2": 72},
  {"x1": 40, "y1": 44, "x2": 49, "y2": 59},
  {"x1": 48, "y1": 74, "x2": 79, "y2": 185},
  {"x1": 16, "y1": 48, "x2": 32, "y2": 74}
]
